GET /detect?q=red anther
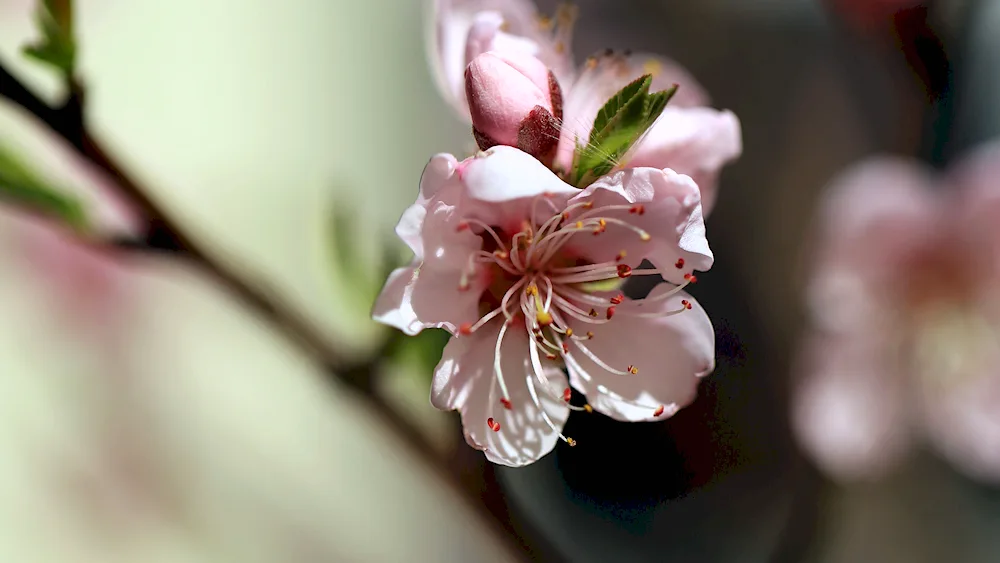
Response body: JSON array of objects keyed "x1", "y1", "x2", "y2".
[
  {"x1": 683, "y1": 273, "x2": 698, "y2": 283},
  {"x1": 617, "y1": 264, "x2": 632, "y2": 278},
  {"x1": 610, "y1": 294, "x2": 624, "y2": 305},
  {"x1": 456, "y1": 220, "x2": 470, "y2": 232},
  {"x1": 488, "y1": 418, "x2": 501, "y2": 432},
  {"x1": 681, "y1": 299, "x2": 692, "y2": 310},
  {"x1": 563, "y1": 387, "x2": 572, "y2": 402},
  {"x1": 561, "y1": 342, "x2": 570, "y2": 354},
  {"x1": 500, "y1": 398, "x2": 512, "y2": 410},
  {"x1": 561, "y1": 211, "x2": 570, "y2": 221},
  {"x1": 629, "y1": 204, "x2": 645, "y2": 215},
  {"x1": 675, "y1": 258, "x2": 685, "y2": 269},
  {"x1": 606, "y1": 306, "x2": 616, "y2": 320},
  {"x1": 458, "y1": 323, "x2": 473, "y2": 336},
  {"x1": 546, "y1": 353, "x2": 558, "y2": 360},
  {"x1": 653, "y1": 405, "x2": 665, "y2": 417},
  {"x1": 627, "y1": 365, "x2": 638, "y2": 374}
]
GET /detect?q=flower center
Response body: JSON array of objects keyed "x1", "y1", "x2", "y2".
[{"x1": 455, "y1": 194, "x2": 697, "y2": 442}]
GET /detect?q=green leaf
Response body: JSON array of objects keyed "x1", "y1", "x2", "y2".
[
  {"x1": 0, "y1": 143, "x2": 88, "y2": 232},
  {"x1": 21, "y1": 0, "x2": 77, "y2": 77},
  {"x1": 570, "y1": 75, "x2": 677, "y2": 188}
]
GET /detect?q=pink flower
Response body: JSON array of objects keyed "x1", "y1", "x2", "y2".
[
  {"x1": 429, "y1": 0, "x2": 741, "y2": 214},
  {"x1": 792, "y1": 142, "x2": 1000, "y2": 484},
  {"x1": 372, "y1": 146, "x2": 715, "y2": 466},
  {"x1": 465, "y1": 51, "x2": 562, "y2": 166}
]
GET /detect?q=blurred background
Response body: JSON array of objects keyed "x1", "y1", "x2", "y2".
[{"x1": 1, "y1": 0, "x2": 999, "y2": 561}]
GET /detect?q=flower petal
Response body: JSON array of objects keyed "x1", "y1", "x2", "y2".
[
  {"x1": 555, "y1": 52, "x2": 709, "y2": 172},
  {"x1": 806, "y1": 158, "x2": 937, "y2": 331},
  {"x1": 457, "y1": 146, "x2": 579, "y2": 230},
  {"x1": 564, "y1": 167, "x2": 712, "y2": 284},
  {"x1": 431, "y1": 325, "x2": 571, "y2": 466},
  {"x1": 371, "y1": 264, "x2": 422, "y2": 335},
  {"x1": 375, "y1": 153, "x2": 487, "y2": 335},
  {"x1": 626, "y1": 107, "x2": 742, "y2": 215},
  {"x1": 396, "y1": 153, "x2": 462, "y2": 258},
  {"x1": 791, "y1": 336, "x2": 913, "y2": 482},
  {"x1": 428, "y1": 0, "x2": 573, "y2": 121},
  {"x1": 565, "y1": 286, "x2": 714, "y2": 422}
]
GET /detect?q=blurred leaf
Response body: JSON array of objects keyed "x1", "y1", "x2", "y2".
[
  {"x1": 388, "y1": 328, "x2": 450, "y2": 383},
  {"x1": 22, "y1": 0, "x2": 77, "y2": 77},
  {"x1": 0, "y1": 143, "x2": 88, "y2": 231},
  {"x1": 571, "y1": 75, "x2": 676, "y2": 187}
]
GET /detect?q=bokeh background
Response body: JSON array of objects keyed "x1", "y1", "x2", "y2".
[{"x1": 2, "y1": 0, "x2": 999, "y2": 561}]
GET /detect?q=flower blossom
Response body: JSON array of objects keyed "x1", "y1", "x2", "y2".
[
  {"x1": 373, "y1": 146, "x2": 715, "y2": 466},
  {"x1": 792, "y1": 142, "x2": 1000, "y2": 484},
  {"x1": 429, "y1": 0, "x2": 742, "y2": 213}
]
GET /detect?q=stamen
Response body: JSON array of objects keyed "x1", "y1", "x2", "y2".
[
  {"x1": 617, "y1": 264, "x2": 632, "y2": 278},
  {"x1": 606, "y1": 306, "x2": 616, "y2": 319},
  {"x1": 684, "y1": 273, "x2": 698, "y2": 283},
  {"x1": 629, "y1": 204, "x2": 645, "y2": 215},
  {"x1": 500, "y1": 398, "x2": 512, "y2": 410},
  {"x1": 525, "y1": 375, "x2": 576, "y2": 446},
  {"x1": 487, "y1": 417, "x2": 501, "y2": 432},
  {"x1": 675, "y1": 258, "x2": 685, "y2": 269},
  {"x1": 627, "y1": 365, "x2": 639, "y2": 374},
  {"x1": 616, "y1": 250, "x2": 627, "y2": 262},
  {"x1": 610, "y1": 294, "x2": 624, "y2": 305}
]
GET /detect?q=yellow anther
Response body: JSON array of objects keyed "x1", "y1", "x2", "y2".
[
  {"x1": 639, "y1": 231, "x2": 651, "y2": 242},
  {"x1": 565, "y1": 328, "x2": 574, "y2": 337},
  {"x1": 583, "y1": 404, "x2": 593, "y2": 413},
  {"x1": 566, "y1": 437, "x2": 577, "y2": 447},
  {"x1": 575, "y1": 221, "x2": 584, "y2": 229}
]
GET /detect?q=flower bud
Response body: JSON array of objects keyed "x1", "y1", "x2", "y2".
[{"x1": 465, "y1": 51, "x2": 563, "y2": 167}]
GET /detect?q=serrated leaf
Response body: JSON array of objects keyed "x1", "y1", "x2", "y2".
[
  {"x1": 0, "y1": 143, "x2": 88, "y2": 232},
  {"x1": 570, "y1": 76, "x2": 678, "y2": 188},
  {"x1": 21, "y1": 0, "x2": 76, "y2": 76}
]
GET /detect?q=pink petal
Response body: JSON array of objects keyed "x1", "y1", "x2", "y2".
[
  {"x1": 625, "y1": 107, "x2": 742, "y2": 215},
  {"x1": 806, "y1": 158, "x2": 937, "y2": 331},
  {"x1": 457, "y1": 146, "x2": 579, "y2": 231},
  {"x1": 555, "y1": 52, "x2": 708, "y2": 172},
  {"x1": 373, "y1": 155, "x2": 486, "y2": 335},
  {"x1": 565, "y1": 286, "x2": 714, "y2": 422},
  {"x1": 566, "y1": 167, "x2": 712, "y2": 285},
  {"x1": 371, "y1": 264, "x2": 422, "y2": 335},
  {"x1": 791, "y1": 336, "x2": 913, "y2": 482},
  {"x1": 397, "y1": 153, "x2": 462, "y2": 259},
  {"x1": 429, "y1": 0, "x2": 573, "y2": 121},
  {"x1": 431, "y1": 326, "x2": 571, "y2": 467}
]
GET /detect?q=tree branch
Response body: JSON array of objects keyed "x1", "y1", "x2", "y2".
[{"x1": 1, "y1": 57, "x2": 524, "y2": 559}]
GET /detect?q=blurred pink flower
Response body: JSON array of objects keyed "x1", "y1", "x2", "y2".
[
  {"x1": 793, "y1": 142, "x2": 1000, "y2": 484},
  {"x1": 429, "y1": 0, "x2": 741, "y2": 214},
  {"x1": 373, "y1": 146, "x2": 715, "y2": 466}
]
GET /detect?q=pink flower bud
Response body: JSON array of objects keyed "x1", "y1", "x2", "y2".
[{"x1": 465, "y1": 51, "x2": 562, "y2": 167}]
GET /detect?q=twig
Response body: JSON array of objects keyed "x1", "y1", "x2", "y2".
[{"x1": 0, "y1": 57, "x2": 524, "y2": 559}]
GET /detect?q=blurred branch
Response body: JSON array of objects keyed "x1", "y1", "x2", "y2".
[{"x1": 0, "y1": 57, "x2": 524, "y2": 560}]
